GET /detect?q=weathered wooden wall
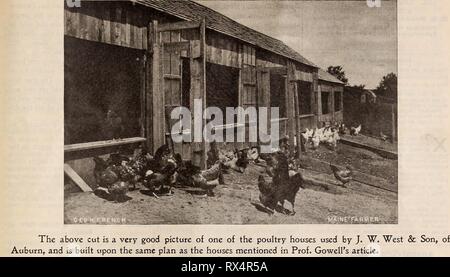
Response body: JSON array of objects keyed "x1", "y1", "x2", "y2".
[
  {"x1": 65, "y1": 1, "x2": 148, "y2": 50},
  {"x1": 317, "y1": 81, "x2": 344, "y2": 124}
]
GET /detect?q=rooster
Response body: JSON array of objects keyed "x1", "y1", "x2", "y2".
[
  {"x1": 330, "y1": 163, "x2": 353, "y2": 186},
  {"x1": 350, "y1": 124, "x2": 362, "y2": 136},
  {"x1": 143, "y1": 160, "x2": 178, "y2": 196},
  {"x1": 257, "y1": 151, "x2": 304, "y2": 215},
  {"x1": 257, "y1": 175, "x2": 278, "y2": 213}
]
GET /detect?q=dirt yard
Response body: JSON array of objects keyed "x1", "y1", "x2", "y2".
[{"x1": 65, "y1": 138, "x2": 398, "y2": 225}]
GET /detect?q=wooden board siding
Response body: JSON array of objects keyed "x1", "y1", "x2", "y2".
[
  {"x1": 64, "y1": 2, "x2": 147, "y2": 50},
  {"x1": 256, "y1": 49, "x2": 286, "y2": 68},
  {"x1": 206, "y1": 31, "x2": 240, "y2": 68}
]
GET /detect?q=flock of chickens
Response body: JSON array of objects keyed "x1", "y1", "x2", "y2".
[
  {"x1": 301, "y1": 122, "x2": 361, "y2": 151},
  {"x1": 92, "y1": 143, "x2": 250, "y2": 203},
  {"x1": 91, "y1": 123, "x2": 361, "y2": 216}
]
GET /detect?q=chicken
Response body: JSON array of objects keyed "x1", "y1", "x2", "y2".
[
  {"x1": 311, "y1": 132, "x2": 321, "y2": 150},
  {"x1": 93, "y1": 156, "x2": 119, "y2": 188},
  {"x1": 247, "y1": 146, "x2": 260, "y2": 161},
  {"x1": 257, "y1": 151, "x2": 304, "y2": 215},
  {"x1": 103, "y1": 109, "x2": 124, "y2": 140},
  {"x1": 380, "y1": 131, "x2": 389, "y2": 141},
  {"x1": 108, "y1": 181, "x2": 129, "y2": 202},
  {"x1": 338, "y1": 122, "x2": 347, "y2": 135},
  {"x1": 236, "y1": 148, "x2": 249, "y2": 172},
  {"x1": 281, "y1": 171, "x2": 304, "y2": 215},
  {"x1": 143, "y1": 161, "x2": 177, "y2": 196},
  {"x1": 326, "y1": 128, "x2": 340, "y2": 151},
  {"x1": 330, "y1": 163, "x2": 353, "y2": 186},
  {"x1": 350, "y1": 124, "x2": 362, "y2": 136},
  {"x1": 93, "y1": 156, "x2": 130, "y2": 201},
  {"x1": 257, "y1": 175, "x2": 278, "y2": 213},
  {"x1": 207, "y1": 141, "x2": 220, "y2": 168},
  {"x1": 223, "y1": 149, "x2": 248, "y2": 173},
  {"x1": 201, "y1": 161, "x2": 225, "y2": 184}
]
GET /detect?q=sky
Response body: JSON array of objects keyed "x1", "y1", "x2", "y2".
[{"x1": 196, "y1": 0, "x2": 397, "y2": 88}]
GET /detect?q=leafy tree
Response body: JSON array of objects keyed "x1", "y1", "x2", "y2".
[
  {"x1": 375, "y1": 72, "x2": 397, "y2": 99},
  {"x1": 327, "y1": 65, "x2": 348, "y2": 85},
  {"x1": 352, "y1": 84, "x2": 366, "y2": 90}
]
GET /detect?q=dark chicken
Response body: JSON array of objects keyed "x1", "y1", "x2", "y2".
[
  {"x1": 93, "y1": 156, "x2": 129, "y2": 202},
  {"x1": 257, "y1": 151, "x2": 304, "y2": 215},
  {"x1": 330, "y1": 163, "x2": 353, "y2": 186},
  {"x1": 143, "y1": 161, "x2": 178, "y2": 196}
]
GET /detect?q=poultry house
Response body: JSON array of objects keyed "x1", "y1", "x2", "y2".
[
  {"x1": 257, "y1": 151, "x2": 304, "y2": 215},
  {"x1": 330, "y1": 163, "x2": 353, "y2": 186}
]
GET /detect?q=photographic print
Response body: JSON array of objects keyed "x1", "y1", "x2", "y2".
[{"x1": 63, "y1": 0, "x2": 398, "y2": 224}]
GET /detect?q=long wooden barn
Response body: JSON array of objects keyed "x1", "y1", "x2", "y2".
[{"x1": 64, "y1": 0, "x2": 336, "y2": 185}]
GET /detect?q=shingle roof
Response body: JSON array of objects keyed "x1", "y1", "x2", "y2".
[
  {"x1": 318, "y1": 68, "x2": 344, "y2": 84},
  {"x1": 133, "y1": 0, "x2": 317, "y2": 67}
]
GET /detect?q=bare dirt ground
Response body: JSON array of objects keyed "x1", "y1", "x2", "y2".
[{"x1": 65, "y1": 140, "x2": 398, "y2": 225}]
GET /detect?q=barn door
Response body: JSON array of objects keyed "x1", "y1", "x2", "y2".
[{"x1": 152, "y1": 20, "x2": 205, "y2": 166}]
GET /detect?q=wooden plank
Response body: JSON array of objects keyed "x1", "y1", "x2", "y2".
[
  {"x1": 293, "y1": 81, "x2": 302, "y2": 155},
  {"x1": 200, "y1": 19, "x2": 207, "y2": 169},
  {"x1": 79, "y1": 11, "x2": 88, "y2": 39},
  {"x1": 64, "y1": 137, "x2": 147, "y2": 153},
  {"x1": 152, "y1": 21, "x2": 165, "y2": 152},
  {"x1": 65, "y1": 9, "x2": 80, "y2": 37},
  {"x1": 286, "y1": 61, "x2": 296, "y2": 153},
  {"x1": 163, "y1": 74, "x2": 182, "y2": 80},
  {"x1": 101, "y1": 6, "x2": 111, "y2": 44},
  {"x1": 111, "y1": 5, "x2": 122, "y2": 45},
  {"x1": 146, "y1": 22, "x2": 155, "y2": 152},
  {"x1": 164, "y1": 41, "x2": 190, "y2": 53},
  {"x1": 64, "y1": 163, "x2": 93, "y2": 192},
  {"x1": 129, "y1": 8, "x2": 136, "y2": 48},
  {"x1": 124, "y1": 8, "x2": 131, "y2": 47},
  {"x1": 157, "y1": 21, "x2": 200, "y2": 32},
  {"x1": 86, "y1": 9, "x2": 98, "y2": 41}
]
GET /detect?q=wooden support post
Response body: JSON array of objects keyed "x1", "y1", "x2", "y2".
[
  {"x1": 286, "y1": 61, "x2": 296, "y2": 154},
  {"x1": 293, "y1": 81, "x2": 302, "y2": 156},
  {"x1": 190, "y1": 19, "x2": 207, "y2": 169},
  {"x1": 64, "y1": 163, "x2": 92, "y2": 192},
  {"x1": 151, "y1": 20, "x2": 166, "y2": 154},
  {"x1": 200, "y1": 18, "x2": 207, "y2": 169},
  {"x1": 391, "y1": 104, "x2": 396, "y2": 142}
]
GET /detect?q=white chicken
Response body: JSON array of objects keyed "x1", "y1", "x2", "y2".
[
  {"x1": 350, "y1": 124, "x2": 362, "y2": 136},
  {"x1": 326, "y1": 129, "x2": 340, "y2": 150}
]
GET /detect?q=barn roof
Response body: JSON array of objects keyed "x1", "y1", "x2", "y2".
[
  {"x1": 133, "y1": 0, "x2": 317, "y2": 68},
  {"x1": 318, "y1": 68, "x2": 344, "y2": 85}
]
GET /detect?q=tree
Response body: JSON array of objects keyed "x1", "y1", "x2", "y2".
[
  {"x1": 352, "y1": 84, "x2": 366, "y2": 90},
  {"x1": 327, "y1": 65, "x2": 348, "y2": 85},
  {"x1": 375, "y1": 73, "x2": 397, "y2": 100}
]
